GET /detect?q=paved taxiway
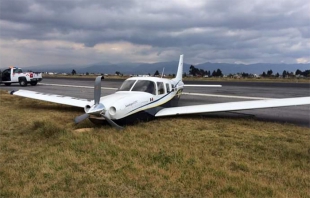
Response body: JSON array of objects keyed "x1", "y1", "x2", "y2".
[{"x1": 1, "y1": 78, "x2": 309, "y2": 127}]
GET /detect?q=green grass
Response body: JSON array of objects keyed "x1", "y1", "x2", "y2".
[{"x1": 1, "y1": 90, "x2": 310, "y2": 197}]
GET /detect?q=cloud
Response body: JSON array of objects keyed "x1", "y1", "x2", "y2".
[{"x1": 0, "y1": 0, "x2": 309, "y2": 67}]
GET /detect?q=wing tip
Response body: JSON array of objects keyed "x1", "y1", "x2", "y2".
[{"x1": 9, "y1": 90, "x2": 16, "y2": 95}]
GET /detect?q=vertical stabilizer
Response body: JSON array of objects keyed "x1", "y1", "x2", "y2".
[{"x1": 174, "y1": 54, "x2": 183, "y2": 81}]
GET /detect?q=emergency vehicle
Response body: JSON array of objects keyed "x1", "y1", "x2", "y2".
[{"x1": 0, "y1": 67, "x2": 42, "y2": 86}]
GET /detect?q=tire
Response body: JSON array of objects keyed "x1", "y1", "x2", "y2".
[
  {"x1": 19, "y1": 78, "x2": 27, "y2": 87},
  {"x1": 30, "y1": 81, "x2": 37, "y2": 86},
  {"x1": 4, "y1": 83, "x2": 11, "y2": 86}
]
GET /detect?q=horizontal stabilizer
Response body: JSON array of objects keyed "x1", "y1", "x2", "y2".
[
  {"x1": 155, "y1": 97, "x2": 310, "y2": 117},
  {"x1": 10, "y1": 90, "x2": 89, "y2": 108}
]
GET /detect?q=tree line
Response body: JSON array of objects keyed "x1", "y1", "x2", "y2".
[
  {"x1": 188, "y1": 65, "x2": 223, "y2": 77},
  {"x1": 71, "y1": 68, "x2": 309, "y2": 78},
  {"x1": 261, "y1": 69, "x2": 310, "y2": 78}
]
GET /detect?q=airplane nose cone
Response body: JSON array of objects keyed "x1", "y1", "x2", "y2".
[{"x1": 87, "y1": 103, "x2": 105, "y2": 115}]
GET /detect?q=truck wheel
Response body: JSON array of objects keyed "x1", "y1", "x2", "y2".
[
  {"x1": 19, "y1": 78, "x2": 27, "y2": 87},
  {"x1": 30, "y1": 81, "x2": 37, "y2": 86},
  {"x1": 4, "y1": 83, "x2": 11, "y2": 86}
]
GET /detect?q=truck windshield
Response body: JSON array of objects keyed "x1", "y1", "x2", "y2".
[
  {"x1": 119, "y1": 80, "x2": 136, "y2": 91},
  {"x1": 131, "y1": 80, "x2": 155, "y2": 94},
  {"x1": 13, "y1": 69, "x2": 23, "y2": 73}
]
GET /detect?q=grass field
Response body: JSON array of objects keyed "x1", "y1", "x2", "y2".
[{"x1": 1, "y1": 90, "x2": 310, "y2": 197}]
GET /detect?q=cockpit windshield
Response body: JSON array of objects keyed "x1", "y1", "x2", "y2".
[
  {"x1": 131, "y1": 80, "x2": 156, "y2": 94},
  {"x1": 119, "y1": 80, "x2": 136, "y2": 91}
]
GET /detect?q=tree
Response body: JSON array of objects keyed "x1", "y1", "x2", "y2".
[
  {"x1": 198, "y1": 69, "x2": 204, "y2": 76},
  {"x1": 72, "y1": 69, "x2": 76, "y2": 75},
  {"x1": 242, "y1": 72, "x2": 249, "y2": 78},
  {"x1": 262, "y1": 72, "x2": 267, "y2": 77},
  {"x1": 211, "y1": 70, "x2": 216, "y2": 77},
  {"x1": 275, "y1": 73, "x2": 280, "y2": 77},
  {"x1": 282, "y1": 70, "x2": 287, "y2": 78},
  {"x1": 216, "y1": 69, "x2": 223, "y2": 77},
  {"x1": 267, "y1": 69, "x2": 273, "y2": 76},
  {"x1": 183, "y1": 72, "x2": 187, "y2": 77},
  {"x1": 295, "y1": 69, "x2": 302, "y2": 75},
  {"x1": 86, "y1": 72, "x2": 89, "y2": 75},
  {"x1": 189, "y1": 65, "x2": 198, "y2": 76},
  {"x1": 302, "y1": 70, "x2": 310, "y2": 77},
  {"x1": 154, "y1": 70, "x2": 160, "y2": 76},
  {"x1": 115, "y1": 71, "x2": 121, "y2": 75}
]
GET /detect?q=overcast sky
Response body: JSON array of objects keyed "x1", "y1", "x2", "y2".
[{"x1": 0, "y1": 0, "x2": 309, "y2": 67}]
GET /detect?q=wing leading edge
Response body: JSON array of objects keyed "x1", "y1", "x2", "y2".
[
  {"x1": 155, "y1": 97, "x2": 310, "y2": 117},
  {"x1": 10, "y1": 90, "x2": 90, "y2": 108}
]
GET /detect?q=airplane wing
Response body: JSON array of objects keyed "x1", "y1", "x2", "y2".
[
  {"x1": 10, "y1": 90, "x2": 90, "y2": 108},
  {"x1": 155, "y1": 97, "x2": 310, "y2": 117}
]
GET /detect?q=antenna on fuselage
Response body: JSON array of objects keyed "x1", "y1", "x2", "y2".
[{"x1": 161, "y1": 67, "x2": 165, "y2": 78}]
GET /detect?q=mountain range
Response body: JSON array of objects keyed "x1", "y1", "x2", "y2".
[{"x1": 10, "y1": 61, "x2": 310, "y2": 75}]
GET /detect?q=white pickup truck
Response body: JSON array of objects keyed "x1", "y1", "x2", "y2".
[{"x1": 0, "y1": 67, "x2": 42, "y2": 86}]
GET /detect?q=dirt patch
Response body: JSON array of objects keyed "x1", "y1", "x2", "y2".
[{"x1": 73, "y1": 128, "x2": 93, "y2": 133}]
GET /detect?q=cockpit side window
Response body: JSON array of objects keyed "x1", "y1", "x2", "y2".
[
  {"x1": 166, "y1": 83, "x2": 171, "y2": 92},
  {"x1": 131, "y1": 80, "x2": 156, "y2": 94},
  {"x1": 119, "y1": 80, "x2": 136, "y2": 91},
  {"x1": 157, "y1": 82, "x2": 165, "y2": 95}
]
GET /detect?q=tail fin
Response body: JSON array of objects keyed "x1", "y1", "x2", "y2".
[{"x1": 174, "y1": 54, "x2": 183, "y2": 81}]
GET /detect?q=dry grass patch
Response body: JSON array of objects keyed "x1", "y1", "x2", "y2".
[{"x1": 1, "y1": 90, "x2": 310, "y2": 197}]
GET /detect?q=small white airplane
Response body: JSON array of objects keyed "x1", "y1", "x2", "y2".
[{"x1": 10, "y1": 55, "x2": 310, "y2": 129}]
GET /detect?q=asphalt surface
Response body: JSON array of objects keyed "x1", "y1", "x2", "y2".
[{"x1": 1, "y1": 78, "x2": 309, "y2": 127}]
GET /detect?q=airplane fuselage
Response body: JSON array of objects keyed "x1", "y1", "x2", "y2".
[{"x1": 86, "y1": 76, "x2": 184, "y2": 121}]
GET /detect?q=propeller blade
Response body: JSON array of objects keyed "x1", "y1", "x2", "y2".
[
  {"x1": 102, "y1": 115, "x2": 124, "y2": 130},
  {"x1": 74, "y1": 113, "x2": 90, "y2": 123},
  {"x1": 94, "y1": 76, "x2": 102, "y2": 105}
]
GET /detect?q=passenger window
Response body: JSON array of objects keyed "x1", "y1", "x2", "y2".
[
  {"x1": 166, "y1": 83, "x2": 170, "y2": 92},
  {"x1": 157, "y1": 82, "x2": 165, "y2": 95},
  {"x1": 171, "y1": 84, "x2": 175, "y2": 91}
]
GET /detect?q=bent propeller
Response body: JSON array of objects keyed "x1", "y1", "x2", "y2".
[{"x1": 74, "y1": 76, "x2": 123, "y2": 130}]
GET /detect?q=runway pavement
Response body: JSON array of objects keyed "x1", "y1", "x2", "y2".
[{"x1": 1, "y1": 78, "x2": 309, "y2": 127}]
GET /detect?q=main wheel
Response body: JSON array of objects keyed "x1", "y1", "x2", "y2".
[
  {"x1": 19, "y1": 79, "x2": 27, "y2": 87},
  {"x1": 30, "y1": 81, "x2": 37, "y2": 86},
  {"x1": 4, "y1": 83, "x2": 11, "y2": 86}
]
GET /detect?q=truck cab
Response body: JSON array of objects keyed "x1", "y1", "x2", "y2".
[{"x1": 0, "y1": 67, "x2": 42, "y2": 86}]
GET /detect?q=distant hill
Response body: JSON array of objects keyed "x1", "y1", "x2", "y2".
[{"x1": 17, "y1": 62, "x2": 310, "y2": 75}]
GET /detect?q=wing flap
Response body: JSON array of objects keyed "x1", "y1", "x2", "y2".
[
  {"x1": 155, "y1": 97, "x2": 310, "y2": 117},
  {"x1": 11, "y1": 90, "x2": 90, "y2": 108}
]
